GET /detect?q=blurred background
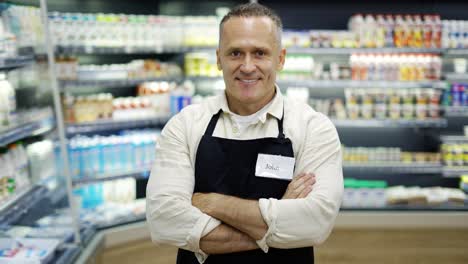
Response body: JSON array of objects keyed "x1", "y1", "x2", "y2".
[{"x1": 0, "y1": 0, "x2": 467, "y2": 263}]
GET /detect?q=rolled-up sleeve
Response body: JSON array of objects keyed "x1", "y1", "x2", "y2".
[
  {"x1": 258, "y1": 113, "x2": 344, "y2": 248},
  {"x1": 146, "y1": 111, "x2": 221, "y2": 263}
]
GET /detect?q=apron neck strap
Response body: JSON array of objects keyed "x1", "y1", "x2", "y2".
[
  {"x1": 204, "y1": 110, "x2": 222, "y2": 136},
  {"x1": 204, "y1": 109, "x2": 286, "y2": 139},
  {"x1": 278, "y1": 108, "x2": 285, "y2": 139}
]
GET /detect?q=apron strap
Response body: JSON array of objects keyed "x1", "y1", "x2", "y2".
[
  {"x1": 204, "y1": 110, "x2": 222, "y2": 136},
  {"x1": 204, "y1": 108, "x2": 286, "y2": 139},
  {"x1": 278, "y1": 110, "x2": 285, "y2": 139}
]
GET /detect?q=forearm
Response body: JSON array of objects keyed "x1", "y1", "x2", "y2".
[
  {"x1": 203, "y1": 194, "x2": 268, "y2": 240},
  {"x1": 200, "y1": 223, "x2": 258, "y2": 254}
]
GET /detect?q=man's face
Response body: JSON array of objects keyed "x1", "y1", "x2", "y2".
[{"x1": 217, "y1": 16, "x2": 286, "y2": 110}]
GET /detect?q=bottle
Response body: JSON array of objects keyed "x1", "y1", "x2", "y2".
[
  {"x1": 364, "y1": 14, "x2": 377, "y2": 48},
  {"x1": 413, "y1": 15, "x2": 424, "y2": 48},
  {"x1": 423, "y1": 14, "x2": 433, "y2": 48},
  {"x1": 0, "y1": 73, "x2": 16, "y2": 127},
  {"x1": 394, "y1": 15, "x2": 405, "y2": 48},
  {"x1": 375, "y1": 14, "x2": 386, "y2": 48},
  {"x1": 404, "y1": 14, "x2": 414, "y2": 47},
  {"x1": 432, "y1": 15, "x2": 442, "y2": 48},
  {"x1": 385, "y1": 14, "x2": 395, "y2": 47}
]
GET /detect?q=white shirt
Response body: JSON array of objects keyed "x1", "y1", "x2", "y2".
[
  {"x1": 146, "y1": 86, "x2": 343, "y2": 263},
  {"x1": 230, "y1": 99, "x2": 273, "y2": 133}
]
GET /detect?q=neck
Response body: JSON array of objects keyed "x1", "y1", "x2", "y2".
[{"x1": 226, "y1": 88, "x2": 276, "y2": 116}]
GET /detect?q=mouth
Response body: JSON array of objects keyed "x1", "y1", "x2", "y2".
[{"x1": 235, "y1": 78, "x2": 261, "y2": 85}]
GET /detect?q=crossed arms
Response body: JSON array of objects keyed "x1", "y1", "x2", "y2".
[{"x1": 193, "y1": 173, "x2": 316, "y2": 254}]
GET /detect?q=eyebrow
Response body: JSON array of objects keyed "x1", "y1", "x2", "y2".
[{"x1": 224, "y1": 46, "x2": 271, "y2": 54}]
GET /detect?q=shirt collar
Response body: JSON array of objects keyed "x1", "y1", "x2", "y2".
[{"x1": 212, "y1": 84, "x2": 284, "y2": 124}]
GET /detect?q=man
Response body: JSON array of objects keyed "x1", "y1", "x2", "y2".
[{"x1": 146, "y1": 3, "x2": 343, "y2": 264}]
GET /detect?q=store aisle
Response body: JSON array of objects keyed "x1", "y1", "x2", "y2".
[{"x1": 98, "y1": 229, "x2": 468, "y2": 264}]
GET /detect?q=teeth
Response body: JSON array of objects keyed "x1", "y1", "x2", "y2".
[{"x1": 240, "y1": 79, "x2": 257, "y2": 83}]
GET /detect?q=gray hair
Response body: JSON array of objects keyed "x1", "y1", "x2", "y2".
[{"x1": 219, "y1": 3, "x2": 283, "y2": 48}]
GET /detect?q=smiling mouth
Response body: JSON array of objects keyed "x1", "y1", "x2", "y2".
[{"x1": 236, "y1": 78, "x2": 260, "y2": 84}]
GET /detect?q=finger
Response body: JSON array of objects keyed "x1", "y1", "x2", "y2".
[
  {"x1": 291, "y1": 181, "x2": 309, "y2": 197},
  {"x1": 292, "y1": 172, "x2": 307, "y2": 182},
  {"x1": 291, "y1": 173, "x2": 313, "y2": 189},
  {"x1": 291, "y1": 175, "x2": 315, "y2": 197},
  {"x1": 298, "y1": 185, "x2": 313, "y2": 198},
  {"x1": 303, "y1": 175, "x2": 316, "y2": 187}
]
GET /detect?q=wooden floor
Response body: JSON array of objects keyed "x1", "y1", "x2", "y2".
[{"x1": 97, "y1": 229, "x2": 468, "y2": 264}]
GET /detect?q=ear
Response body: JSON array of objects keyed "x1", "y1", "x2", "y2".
[
  {"x1": 277, "y1": 48, "x2": 286, "y2": 71},
  {"x1": 216, "y1": 48, "x2": 222, "y2": 70}
]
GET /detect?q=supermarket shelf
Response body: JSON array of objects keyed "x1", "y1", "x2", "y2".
[
  {"x1": 443, "y1": 167, "x2": 468, "y2": 177},
  {"x1": 446, "y1": 49, "x2": 468, "y2": 55},
  {"x1": 66, "y1": 116, "x2": 170, "y2": 136},
  {"x1": 0, "y1": 55, "x2": 34, "y2": 71},
  {"x1": 444, "y1": 106, "x2": 468, "y2": 117},
  {"x1": 95, "y1": 213, "x2": 146, "y2": 230},
  {"x1": 343, "y1": 163, "x2": 443, "y2": 174},
  {"x1": 277, "y1": 79, "x2": 438, "y2": 89},
  {"x1": 336, "y1": 211, "x2": 468, "y2": 228},
  {"x1": 80, "y1": 225, "x2": 98, "y2": 247},
  {"x1": 73, "y1": 221, "x2": 149, "y2": 264},
  {"x1": 0, "y1": 186, "x2": 35, "y2": 221},
  {"x1": 286, "y1": 47, "x2": 444, "y2": 55},
  {"x1": 440, "y1": 135, "x2": 468, "y2": 143},
  {"x1": 341, "y1": 202, "x2": 468, "y2": 211},
  {"x1": 186, "y1": 76, "x2": 224, "y2": 82},
  {"x1": 0, "y1": 185, "x2": 48, "y2": 226},
  {"x1": 73, "y1": 167, "x2": 151, "y2": 186},
  {"x1": 56, "y1": 45, "x2": 216, "y2": 55},
  {"x1": 0, "y1": 113, "x2": 55, "y2": 147},
  {"x1": 60, "y1": 76, "x2": 182, "y2": 89},
  {"x1": 185, "y1": 77, "x2": 442, "y2": 89},
  {"x1": 445, "y1": 72, "x2": 468, "y2": 81},
  {"x1": 52, "y1": 245, "x2": 82, "y2": 264},
  {"x1": 332, "y1": 118, "x2": 448, "y2": 128}
]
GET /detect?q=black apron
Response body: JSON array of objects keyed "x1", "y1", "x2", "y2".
[{"x1": 177, "y1": 110, "x2": 314, "y2": 264}]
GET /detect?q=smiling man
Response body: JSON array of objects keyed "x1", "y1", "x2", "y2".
[{"x1": 146, "y1": 3, "x2": 343, "y2": 264}]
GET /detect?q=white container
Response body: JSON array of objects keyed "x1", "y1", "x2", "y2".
[{"x1": 453, "y1": 58, "x2": 467, "y2": 74}]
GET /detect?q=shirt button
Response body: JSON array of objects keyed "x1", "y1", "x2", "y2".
[{"x1": 233, "y1": 126, "x2": 239, "y2": 133}]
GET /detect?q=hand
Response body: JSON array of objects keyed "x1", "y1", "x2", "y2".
[
  {"x1": 282, "y1": 172, "x2": 316, "y2": 199},
  {"x1": 192, "y1": 192, "x2": 216, "y2": 215}
]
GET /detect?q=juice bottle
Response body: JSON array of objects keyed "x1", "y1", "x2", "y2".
[
  {"x1": 423, "y1": 14, "x2": 433, "y2": 48},
  {"x1": 364, "y1": 14, "x2": 377, "y2": 48},
  {"x1": 375, "y1": 14, "x2": 386, "y2": 48},
  {"x1": 428, "y1": 89, "x2": 441, "y2": 118},
  {"x1": 385, "y1": 14, "x2": 395, "y2": 47},
  {"x1": 415, "y1": 89, "x2": 428, "y2": 119},
  {"x1": 432, "y1": 15, "x2": 442, "y2": 48},
  {"x1": 394, "y1": 15, "x2": 405, "y2": 47},
  {"x1": 389, "y1": 89, "x2": 402, "y2": 119},
  {"x1": 413, "y1": 15, "x2": 423, "y2": 48},
  {"x1": 401, "y1": 89, "x2": 415, "y2": 119},
  {"x1": 360, "y1": 89, "x2": 373, "y2": 119},
  {"x1": 404, "y1": 14, "x2": 414, "y2": 47}
]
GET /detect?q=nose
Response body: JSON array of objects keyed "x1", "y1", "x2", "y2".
[{"x1": 240, "y1": 54, "x2": 256, "y2": 74}]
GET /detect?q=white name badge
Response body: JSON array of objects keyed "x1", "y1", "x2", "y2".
[{"x1": 255, "y1": 154, "x2": 295, "y2": 181}]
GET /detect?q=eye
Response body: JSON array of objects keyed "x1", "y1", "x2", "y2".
[
  {"x1": 256, "y1": 50, "x2": 265, "y2": 56},
  {"x1": 230, "y1": 51, "x2": 241, "y2": 57}
]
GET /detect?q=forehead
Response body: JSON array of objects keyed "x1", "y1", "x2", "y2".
[{"x1": 220, "y1": 16, "x2": 278, "y2": 49}]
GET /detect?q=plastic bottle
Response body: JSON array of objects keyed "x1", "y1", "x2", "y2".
[
  {"x1": 413, "y1": 15, "x2": 424, "y2": 48},
  {"x1": 384, "y1": 14, "x2": 395, "y2": 47},
  {"x1": 364, "y1": 14, "x2": 377, "y2": 48},
  {"x1": 394, "y1": 15, "x2": 405, "y2": 48},
  {"x1": 432, "y1": 15, "x2": 442, "y2": 48},
  {"x1": 0, "y1": 73, "x2": 16, "y2": 126}
]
